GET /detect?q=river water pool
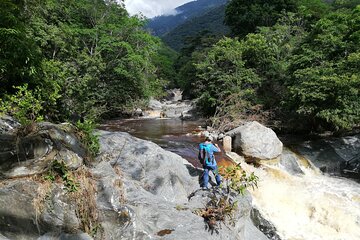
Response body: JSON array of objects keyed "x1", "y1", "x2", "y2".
[{"x1": 99, "y1": 118, "x2": 233, "y2": 168}]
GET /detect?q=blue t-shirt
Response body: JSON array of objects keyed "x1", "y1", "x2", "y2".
[{"x1": 199, "y1": 142, "x2": 220, "y2": 167}]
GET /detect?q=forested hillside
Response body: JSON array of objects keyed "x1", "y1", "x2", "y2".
[
  {"x1": 175, "y1": 0, "x2": 360, "y2": 133},
  {"x1": 0, "y1": 0, "x2": 175, "y2": 124},
  {"x1": 162, "y1": 4, "x2": 230, "y2": 51},
  {"x1": 147, "y1": 0, "x2": 228, "y2": 36}
]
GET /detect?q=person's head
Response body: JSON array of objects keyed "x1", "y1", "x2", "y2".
[{"x1": 205, "y1": 136, "x2": 213, "y2": 142}]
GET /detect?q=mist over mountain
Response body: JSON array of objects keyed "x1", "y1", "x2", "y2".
[{"x1": 146, "y1": 0, "x2": 229, "y2": 44}]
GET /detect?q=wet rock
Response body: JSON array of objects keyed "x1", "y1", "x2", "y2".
[
  {"x1": 279, "y1": 149, "x2": 304, "y2": 175},
  {"x1": 226, "y1": 121, "x2": 283, "y2": 160},
  {"x1": 293, "y1": 134, "x2": 360, "y2": 178},
  {"x1": 251, "y1": 208, "x2": 281, "y2": 240}
]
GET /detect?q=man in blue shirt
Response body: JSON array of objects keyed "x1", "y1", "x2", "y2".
[{"x1": 199, "y1": 136, "x2": 221, "y2": 189}]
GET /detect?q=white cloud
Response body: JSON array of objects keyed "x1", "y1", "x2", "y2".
[{"x1": 124, "y1": 0, "x2": 194, "y2": 18}]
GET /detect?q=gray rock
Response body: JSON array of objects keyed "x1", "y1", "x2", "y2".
[
  {"x1": 55, "y1": 149, "x2": 83, "y2": 170},
  {"x1": 0, "y1": 180, "x2": 41, "y2": 239},
  {"x1": 293, "y1": 134, "x2": 360, "y2": 177},
  {"x1": 0, "y1": 179, "x2": 81, "y2": 240},
  {"x1": 163, "y1": 101, "x2": 194, "y2": 119},
  {"x1": 218, "y1": 133, "x2": 225, "y2": 140},
  {"x1": 165, "y1": 89, "x2": 183, "y2": 102},
  {"x1": 134, "y1": 108, "x2": 143, "y2": 117},
  {"x1": 226, "y1": 121, "x2": 283, "y2": 160},
  {"x1": 0, "y1": 115, "x2": 20, "y2": 134},
  {"x1": 0, "y1": 125, "x2": 269, "y2": 240},
  {"x1": 0, "y1": 233, "x2": 10, "y2": 240},
  {"x1": 279, "y1": 149, "x2": 304, "y2": 175},
  {"x1": 95, "y1": 131, "x2": 268, "y2": 240},
  {"x1": 38, "y1": 232, "x2": 93, "y2": 240},
  {"x1": 250, "y1": 208, "x2": 281, "y2": 240},
  {"x1": 41, "y1": 186, "x2": 80, "y2": 232},
  {"x1": 0, "y1": 122, "x2": 85, "y2": 178},
  {"x1": 148, "y1": 99, "x2": 163, "y2": 110}
]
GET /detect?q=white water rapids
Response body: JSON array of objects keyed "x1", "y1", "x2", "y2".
[{"x1": 230, "y1": 152, "x2": 360, "y2": 240}]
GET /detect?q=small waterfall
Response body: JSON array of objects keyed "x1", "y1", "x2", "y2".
[{"x1": 242, "y1": 149, "x2": 360, "y2": 240}]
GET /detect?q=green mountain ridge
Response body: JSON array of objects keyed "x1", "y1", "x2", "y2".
[{"x1": 162, "y1": 4, "x2": 230, "y2": 51}]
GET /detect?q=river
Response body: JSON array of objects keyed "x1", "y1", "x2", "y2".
[
  {"x1": 100, "y1": 118, "x2": 360, "y2": 240},
  {"x1": 99, "y1": 118, "x2": 233, "y2": 168}
]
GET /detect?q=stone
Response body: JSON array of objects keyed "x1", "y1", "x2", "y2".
[
  {"x1": 218, "y1": 133, "x2": 225, "y2": 140},
  {"x1": 223, "y1": 136, "x2": 232, "y2": 152},
  {"x1": 134, "y1": 108, "x2": 143, "y2": 116},
  {"x1": 0, "y1": 122, "x2": 85, "y2": 178},
  {"x1": 0, "y1": 115, "x2": 20, "y2": 134},
  {"x1": 293, "y1": 134, "x2": 360, "y2": 178},
  {"x1": 279, "y1": 149, "x2": 304, "y2": 175},
  {"x1": 94, "y1": 131, "x2": 268, "y2": 240},
  {"x1": 165, "y1": 89, "x2": 183, "y2": 102},
  {"x1": 0, "y1": 124, "x2": 269, "y2": 240},
  {"x1": 148, "y1": 99, "x2": 163, "y2": 110},
  {"x1": 226, "y1": 121, "x2": 283, "y2": 160},
  {"x1": 55, "y1": 148, "x2": 83, "y2": 170},
  {"x1": 38, "y1": 233, "x2": 93, "y2": 240}
]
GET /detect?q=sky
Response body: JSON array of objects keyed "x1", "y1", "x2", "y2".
[{"x1": 124, "y1": 0, "x2": 194, "y2": 18}]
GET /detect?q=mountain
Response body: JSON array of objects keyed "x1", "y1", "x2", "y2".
[
  {"x1": 162, "y1": 4, "x2": 230, "y2": 51},
  {"x1": 146, "y1": 0, "x2": 228, "y2": 37}
]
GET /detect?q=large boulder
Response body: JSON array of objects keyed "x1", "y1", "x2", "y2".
[
  {"x1": 0, "y1": 126, "x2": 268, "y2": 240},
  {"x1": 226, "y1": 121, "x2": 283, "y2": 160},
  {"x1": 0, "y1": 122, "x2": 85, "y2": 178},
  {"x1": 292, "y1": 134, "x2": 360, "y2": 178},
  {"x1": 94, "y1": 131, "x2": 268, "y2": 240}
]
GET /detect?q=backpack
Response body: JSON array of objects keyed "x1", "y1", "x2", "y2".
[{"x1": 198, "y1": 143, "x2": 214, "y2": 166}]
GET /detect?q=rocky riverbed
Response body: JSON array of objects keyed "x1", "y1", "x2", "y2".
[{"x1": 0, "y1": 117, "x2": 267, "y2": 240}]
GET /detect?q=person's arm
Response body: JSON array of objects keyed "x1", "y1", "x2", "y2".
[{"x1": 212, "y1": 143, "x2": 221, "y2": 153}]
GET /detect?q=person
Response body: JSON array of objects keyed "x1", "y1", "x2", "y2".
[{"x1": 199, "y1": 136, "x2": 221, "y2": 189}]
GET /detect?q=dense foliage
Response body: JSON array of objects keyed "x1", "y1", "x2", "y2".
[
  {"x1": 176, "y1": 0, "x2": 360, "y2": 132},
  {"x1": 0, "y1": 0, "x2": 175, "y2": 123},
  {"x1": 224, "y1": 0, "x2": 298, "y2": 36},
  {"x1": 1, "y1": 0, "x2": 359, "y2": 134}
]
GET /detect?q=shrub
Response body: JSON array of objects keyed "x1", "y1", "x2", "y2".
[
  {"x1": 76, "y1": 119, "x2": 100, "y2": 158},
  {"x1": 0, "y1": 84, "x2": 44, "y2": 125}
]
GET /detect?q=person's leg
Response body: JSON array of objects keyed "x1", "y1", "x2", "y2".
[
  {"x1": 214, "y1": 166, "x2": 221, "y2": 186},
  {"x1": 203, "y1": 168, "x2": 210, "y2": 189}
]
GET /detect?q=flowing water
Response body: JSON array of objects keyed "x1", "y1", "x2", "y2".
[
  {"x1": 100, "y1": 118, "x2": 360, "y2": 240},
  {"x1": 247, "y1": 153, "x2": 360, "y2": 240},
  {"x1": 99, "y1": 118, "x2": 233, "y2": 168}
]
